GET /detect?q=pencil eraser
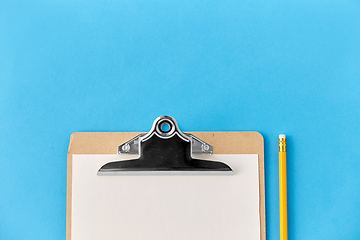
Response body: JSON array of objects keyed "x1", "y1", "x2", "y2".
[{"x1": 279, "y1": 134, "x2": 286, "y2": 139}]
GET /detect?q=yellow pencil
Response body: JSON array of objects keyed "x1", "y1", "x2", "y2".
[{"x1": 279, "y1": 134, "x2": 287, "y2": 240}]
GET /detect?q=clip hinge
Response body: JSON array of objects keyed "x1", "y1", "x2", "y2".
[{"x1": 118, "y1": 133, "x2": 213, "y2": 155}]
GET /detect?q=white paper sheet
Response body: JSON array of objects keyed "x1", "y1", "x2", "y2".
[{"x1": 71, "y1": 154, "x2": 260, "y2": 240}]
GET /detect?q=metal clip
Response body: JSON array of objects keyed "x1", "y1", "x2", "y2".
[{"x1": 98, "y1": 116, "x2": 232, "y2": 175}]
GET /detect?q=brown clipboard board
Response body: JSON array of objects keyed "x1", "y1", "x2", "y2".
[{"x1": 67, "y1": 131, "x2": 265, "y2": 240}]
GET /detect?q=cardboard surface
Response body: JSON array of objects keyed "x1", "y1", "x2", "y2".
[{"x1": 67, "y1": 132, "x2": 265, "y2": 240}]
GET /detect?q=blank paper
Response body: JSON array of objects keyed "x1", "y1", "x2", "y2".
[{"x1": 71, "y1": 154, "x2": 260, "y2": 240}]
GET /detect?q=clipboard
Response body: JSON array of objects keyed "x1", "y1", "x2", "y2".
[{"x1": 67, "y1": 116, "x2": 265, "y2": 240}]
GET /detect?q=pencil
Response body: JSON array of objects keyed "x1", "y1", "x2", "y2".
[{"x1": 279, "y1": 134, "x2": 287, "y2": 240}]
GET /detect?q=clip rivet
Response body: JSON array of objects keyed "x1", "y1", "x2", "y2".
[{"x1": 122, "y1": 143, "x2": 130, "y2": 152}]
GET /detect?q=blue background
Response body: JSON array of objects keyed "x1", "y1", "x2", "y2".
[{"x1": 1, "y1": 0, "x2": 359, "y2": 239}]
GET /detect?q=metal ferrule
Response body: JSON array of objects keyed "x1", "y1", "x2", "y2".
[{"x1": 279, "y1": 138, "x2": 286, "y2": 152}]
